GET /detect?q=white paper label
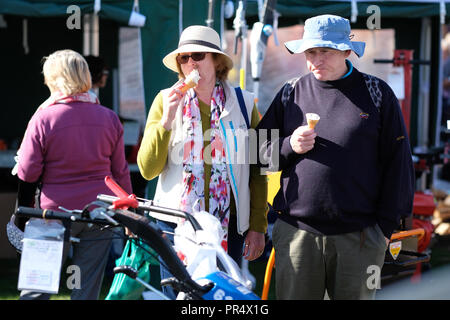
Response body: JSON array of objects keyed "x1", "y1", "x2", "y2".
[{"x1": 18, "y1": 238, "x2": 64, "y2": 293}]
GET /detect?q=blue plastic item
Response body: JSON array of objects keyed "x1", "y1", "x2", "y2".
[{"x1": 199, "y1": 271, "x2": 260, "y2": 300}]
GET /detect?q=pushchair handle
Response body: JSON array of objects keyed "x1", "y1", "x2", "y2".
[{"x1": 99, "y1": 176, "x2": 203, "y2": 231}]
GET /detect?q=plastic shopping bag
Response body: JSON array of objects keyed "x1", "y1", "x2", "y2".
[
  {"x1": 173, "y1": 210, "x2": 221, "y2": 280},
  {"x1": 174, "y1": 210, "x2": 252, "y2": 288},
  {"x1": 105, "y1": 238, "x2": 158, "y2": 300}
]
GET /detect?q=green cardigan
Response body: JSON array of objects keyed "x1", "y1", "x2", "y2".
[{"x1": 137, "y1": 92, "x2": 268, "y2": 233}]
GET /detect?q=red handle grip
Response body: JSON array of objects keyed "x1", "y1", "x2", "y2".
[
  {"x1": 105, "y1": 176, "x2": 131, "y2": 199},
  {"x1": 112, "y1": 197, "x2": 139, "y2": 210},
  {"x1": 104, "y1": 176, "x2": 138, "y2": 209}
]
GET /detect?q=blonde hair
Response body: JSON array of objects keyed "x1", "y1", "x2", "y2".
[
  {"x1": 176, "y1": 52, "x2": 231, "y2": 81},
  {"x1": 42, "y1": 49, "x2": 92, "y2": 96}
]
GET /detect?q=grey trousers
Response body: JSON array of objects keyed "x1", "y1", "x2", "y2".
[
  {"x1": 272, "y1": 219, "x2": 387, "y2": 300},
  {"x1": 20, "y1": 221, "x2": 112, "y2": 300}
]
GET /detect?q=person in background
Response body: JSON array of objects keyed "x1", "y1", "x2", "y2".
[
  {"x1": 257, "y1": 15, "x2": 415, "y2": 300},
  {"x1": 84, "y1": 55, "x2": 109, "y2": 92},
  {"x1": 84, "y1": 54, "x2": 128, "y2": 278},
  {"x1": 137, "y1": 25, "x2": 268, "y2": 299},
  {"x1": 17, "y1": 49, "x2": 132, "y2": 300},
  {"x1": 440, "y1": 33, "x2": 450, "y2": 181}
]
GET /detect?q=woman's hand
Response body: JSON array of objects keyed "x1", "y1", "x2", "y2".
[
  {"x1": 160, "y1": 89, "x2": 185, "y2": 131},
  {"x1": 125, "y1": 227, "x2": 136, "y2": 238},
  {"x1": 243, "y1": 231, "x2": 266, "y2": 261}
]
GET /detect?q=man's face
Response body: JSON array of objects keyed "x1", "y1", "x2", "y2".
[{"x1": 304, "y1": 47, "x2": 351, "y2": 81}]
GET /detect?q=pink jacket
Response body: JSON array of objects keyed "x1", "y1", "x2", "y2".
[{"x1": 18, "y1": 102, "x2": 132, "y2": 211}]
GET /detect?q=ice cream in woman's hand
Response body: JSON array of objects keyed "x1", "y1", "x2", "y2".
[{"x1": 177, "y1": 69, "x2": 201, "y2": 93}]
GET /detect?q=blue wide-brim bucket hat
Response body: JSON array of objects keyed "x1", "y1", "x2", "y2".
[{"x1": 285, "y1": 14, "x2": 365, "y2": 58}]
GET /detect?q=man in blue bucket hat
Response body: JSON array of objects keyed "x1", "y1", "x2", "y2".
[{"x1": 257, "y1": 15, "x2": 415, "y2": 299}]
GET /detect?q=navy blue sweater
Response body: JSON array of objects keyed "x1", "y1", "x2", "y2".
[{"x1": 257, "y1": 67, "x2": 415, "y2": 238}]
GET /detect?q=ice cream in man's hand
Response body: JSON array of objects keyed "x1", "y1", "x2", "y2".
[{"x1": 306, "y1": 113, "x2": 320, "y2": 129}]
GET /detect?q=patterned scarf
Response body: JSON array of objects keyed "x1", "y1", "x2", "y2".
[
  {"x1": 180, "y1": 82, "x2": 231, "y2": 251},
  {"x1": 37, "y1": 91, "x2": 99, "y2": 111}
]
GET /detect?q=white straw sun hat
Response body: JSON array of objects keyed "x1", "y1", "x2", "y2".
[{"x1": 163, "y1": 25, "x2": 233, "y2": 73}]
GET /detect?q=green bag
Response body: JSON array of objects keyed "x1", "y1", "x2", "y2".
[{"x1": 105, "y1": 238, "x2": 159, "y2": 300}]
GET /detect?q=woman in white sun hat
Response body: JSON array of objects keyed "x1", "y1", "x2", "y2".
[{"x1": 137, "y1": 25, "x2": 268, "y2": 298}]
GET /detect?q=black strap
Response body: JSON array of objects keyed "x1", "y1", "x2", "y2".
[
  {"x1": 234, "y1": 87, "x2": 250, "y2": 129},
  {"x1": 178, "y1": 40, "x2": 221, "y2": 51},
  {"x1": 15, "y1": 178, "x2": 39, "y2": 231}
]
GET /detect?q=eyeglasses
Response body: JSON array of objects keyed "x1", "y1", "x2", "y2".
[{"x1": 176, "y1": 52, "x2": 207, "y2": 64}]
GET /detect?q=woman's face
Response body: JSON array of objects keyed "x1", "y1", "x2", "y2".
[{"x1": 178, "y1": 52, "x2": 216, "y2": 88}]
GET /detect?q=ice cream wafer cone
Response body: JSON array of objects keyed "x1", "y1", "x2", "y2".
[
  {"x1": 177, "y1": 69, "x2": 200, "y2": 93},
  {"x1": 306, "y1": 113, "x2": 320, "y2": 129}
]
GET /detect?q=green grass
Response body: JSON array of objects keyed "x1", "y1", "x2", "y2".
[
  {"x1": 430, "y1": 236, "x2": 450, "y2": 268},
  {"x1": 3, "y1": 235, "x2": 448, "y2": 301},
  {"x1": 0, "y1": 257, "x2": 275, "y2": 300},
  {"x1": 249, "y1": 258, "x2": 277, "y2": 300},
  {"x1": 1, "y1": 257, "x2": 21, "y2": 300},
  {"x1": 0, "y1": 257, "x2": 115, "y2": 300}
]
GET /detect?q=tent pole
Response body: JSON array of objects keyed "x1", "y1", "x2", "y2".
[
  {"x1": 418, "y1": 17, "x2": 432, "y2": 190},
  {"x1": 82, "y1": 14, "x2": 99, "y2": 56},
  {"x1": 207, "y1": 0, "x2": 215, "y2": 28}
]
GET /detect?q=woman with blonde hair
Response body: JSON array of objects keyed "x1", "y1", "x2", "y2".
[
  {"x1": 16, "y1": 49, "x2": 132, "y2": 300},
  {"x1": 137, "y1": 25, "x2": 268, "y2": 298}
]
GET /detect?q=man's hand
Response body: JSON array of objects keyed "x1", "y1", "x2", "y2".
[
  {"x1": 385, "y1": 237, "x2": 390, "y2": 247},
  {"x1": 290, "y1": 125, "x2": 317, "y2": 154}
]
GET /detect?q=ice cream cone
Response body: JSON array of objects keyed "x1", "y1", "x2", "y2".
[
  {"x1": 306, "y1": 113, "x2": 320, "y2": 129},
  {"x1": 177, "y1": 69, "x2": 201, "y2": 93}
]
